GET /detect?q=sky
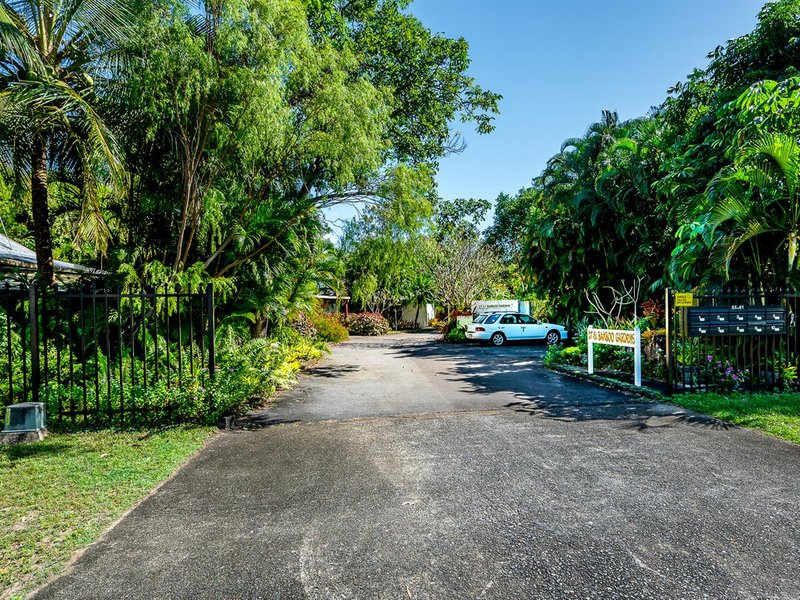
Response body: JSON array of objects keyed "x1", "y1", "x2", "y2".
[{"x1": 325, "y1": 0, "x2": 766, "y2": 234}]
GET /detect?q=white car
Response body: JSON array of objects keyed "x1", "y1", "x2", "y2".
[{"x1": 465, "y1": 312, "x2": 568, "y2": 346}]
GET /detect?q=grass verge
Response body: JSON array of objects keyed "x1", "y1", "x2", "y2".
[
  {"x1": 0, "y1": 426, "x2": 216, "y2": 599},
  {"x1": 670, "y1": 392, "x2": 800, "y2": 445}
]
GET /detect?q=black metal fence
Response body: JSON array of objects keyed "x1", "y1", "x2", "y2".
[
  {"x1": 0, "y1": 282, "x2": 215, "y2": 426},
  {"x1": 665, "y1": 288, "x2": 798, "y2": 394}
]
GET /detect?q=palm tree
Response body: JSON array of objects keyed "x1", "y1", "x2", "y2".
[
  {"x1": 709, "y1": 132, "x2": 800, "y2": 287},
  {"x1": 0, "y1": 0, "x2": 135, "y2": 284}
]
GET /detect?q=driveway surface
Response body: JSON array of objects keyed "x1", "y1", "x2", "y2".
[{"x1": 36, "y1": 333, "x2": 800, "y2": 599}]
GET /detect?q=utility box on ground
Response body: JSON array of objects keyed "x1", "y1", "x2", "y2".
[{"x1": 1, "y1": 402, "x2": 47, "y2": 444}]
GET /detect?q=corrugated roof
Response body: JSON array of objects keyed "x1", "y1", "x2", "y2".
[{"x1": 0, "y1": 234, "x2": 104, "y2": 276}]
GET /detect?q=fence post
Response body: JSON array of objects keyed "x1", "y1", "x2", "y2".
[
  {"x1": 634, "y1": 326, "x2": 642, "y2": 387},
  {"x1": 588, "y1": 326, "x2": 594, "y2": 374},
  {"x1": 665, "y1": 288, "x2": 672, "y2": 395},
  {"x1": 29, "y1": 282, "x2": 39, "y2": 403},
  {"x1": 206, "y1": 283, "x2": 215, "y2": 380}
]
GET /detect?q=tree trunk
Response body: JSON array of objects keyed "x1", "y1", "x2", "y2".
[{"x1": 31, "y1": 139, "x2": 55, "y2": 287}]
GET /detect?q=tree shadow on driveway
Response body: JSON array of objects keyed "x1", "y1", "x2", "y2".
[
  {"x1": 303, "y1": 364, "x2": 361, "y2": 378},
  {"x1": 391, "y1": 337, "x2": 733, "y2": 431},
  {"x1": 504, "y1": 399, "x2": 733, "y2": 432}
]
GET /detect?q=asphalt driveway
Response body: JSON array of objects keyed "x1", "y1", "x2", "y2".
[{"x1": 35, "y1": 333, "x2": 800, "y2": 599}]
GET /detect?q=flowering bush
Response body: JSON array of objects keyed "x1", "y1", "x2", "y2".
[
  {"x1": 706, "y1": 355, "x2": 747, "y2": 392},
  {"x1": 430, "y1": 310, "x2": 472, "y2": 337},
  {"x1": 344, "y1": 312, "x2": 391, "y2": 336},
  {"x1": 310, "y1": 311, "x2": 349, "y2": 342}
]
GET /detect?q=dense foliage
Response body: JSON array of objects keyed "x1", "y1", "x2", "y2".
[
  {"x1": 491, "y1": 0, "x2": 800, "y2": 323},
  {"x1": 0, "y1": 0, "x2": 497, "y2": 420},
  {"x1": 0, "y1": 0, "x2": 497, "y2": 300}
]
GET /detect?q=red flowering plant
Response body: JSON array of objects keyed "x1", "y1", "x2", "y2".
[
  {"x1": 641, "y1": 300, "x2": 665, "y2": 328},
  {"x1": 343, "y1": 313, "x2": 391, "y2": 336}
]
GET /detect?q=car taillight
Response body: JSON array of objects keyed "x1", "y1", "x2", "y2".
[{"x1": 476, "y1": 327, "x2": 485, "y2": 332}]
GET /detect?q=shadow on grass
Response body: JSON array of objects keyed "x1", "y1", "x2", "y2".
[{"x1": 0, "y1": 442, "x2": 73, "y2": 466}]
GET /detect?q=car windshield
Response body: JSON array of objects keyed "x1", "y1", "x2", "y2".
[
  {"x1": 473, "y1": 314, "x2": 488, "y2": 324},
  {"x1": 485, "y1": 314, "x2": 500, "y2": 324}
]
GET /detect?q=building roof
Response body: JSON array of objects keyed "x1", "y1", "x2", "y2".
[{"x1": 0, "y1": 234, "x2": 104, "y2": 278}]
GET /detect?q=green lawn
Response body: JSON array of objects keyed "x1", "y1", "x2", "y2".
[
  {"x1": 670, "y1": 392, "x2": 800, "y2": 445},
  {"x1": 0, "y1": 426, "x2": 216, "y2": 599}
]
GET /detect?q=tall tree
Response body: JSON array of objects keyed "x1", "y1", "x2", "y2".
[
  {"x1": 0, "y1": 0, "x2": 135, "y2": 284},
  {"x1": 522, "y1": 112, "x2": 669, "y2": 321}
]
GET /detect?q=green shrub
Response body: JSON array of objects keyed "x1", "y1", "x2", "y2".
[
  {"x1": 344, "y1": 312, "x2": 390, "y2": 336},
  {"x1": 38, "y1": 325, "x2": 328, "y2": 427},
  {"x1": 561, "y1": 346, "x2": 583, "y2": 365},
  {"x1": 310, "y1": 311, "x2": 349, "y2": 342},
  {"x1": 543, "y1": 344, "x2": 583, "y2": 367},
  {"x1": 206, "y1": 327, "x2": 326, "y2": 422},
  {"x1": 443, "y1": 327, "x2": 466, "y2": 343},
  {"x1": 543, "y1": 344, "x2": 563, "y2": 368}
]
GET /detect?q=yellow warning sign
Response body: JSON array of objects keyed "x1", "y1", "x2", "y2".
[{"x1": 675, "y1": 292, "x2": 694, "y2": 307}]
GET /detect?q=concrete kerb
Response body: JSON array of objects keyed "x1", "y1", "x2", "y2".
[{"x1": 547, "y1": 364, "x2": 665, "y2": 402}]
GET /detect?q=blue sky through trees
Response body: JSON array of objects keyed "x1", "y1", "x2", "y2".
[{"x1": 325, "y1": 0, "x2": 764, "y2": 234}]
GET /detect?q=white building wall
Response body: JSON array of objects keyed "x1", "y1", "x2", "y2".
[{"x1": 400, "y1": 303, "x2": 434, "y2": 327}]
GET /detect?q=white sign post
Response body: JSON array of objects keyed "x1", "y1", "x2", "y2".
[{"x1": 587, "y1": 326, "x2": 642, "y2": 387}]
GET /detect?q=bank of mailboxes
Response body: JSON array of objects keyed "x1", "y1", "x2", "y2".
[{"x1": 688, "y1": 306, "x2": 786, "y2": 337}]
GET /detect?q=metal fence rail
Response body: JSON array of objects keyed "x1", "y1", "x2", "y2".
[
  {"x1": 0, "y1": 283, "x2": 215, "y2": 426},
  {"x1": 665, "y1": 288, "x2": 797, "y2": 394}
]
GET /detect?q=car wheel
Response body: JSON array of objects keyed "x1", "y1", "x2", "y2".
[
  {"x1": 491, "y1": 332, "x2": 506, "y2": 347},
  {"x1": 545, "y1": 330, "x2": 561, "y2": 346}
]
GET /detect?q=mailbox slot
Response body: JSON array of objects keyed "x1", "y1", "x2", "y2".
[
  {"x1": 691, "y1": 326, "x2": 712, "y2": 336},
  {"x1": 766, "y1": 308, "x2": 786, "y2": 321},
  {"x1": 689, "y1": 309, "x2": 713, "y2": 324}
]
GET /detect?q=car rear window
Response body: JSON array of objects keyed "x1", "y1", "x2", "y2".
[
  {"x1": 473, "y1": 314, "x2": 488, "y2": 324},
  {"x1": 485, "y1": 314, "x2": 500, "y2": 324}
]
